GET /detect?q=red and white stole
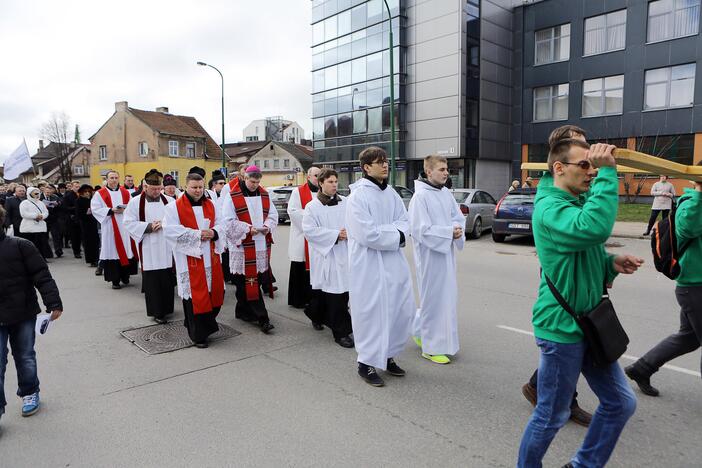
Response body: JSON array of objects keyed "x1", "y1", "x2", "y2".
[
  {"x1": 175, "y1": 195, "x2": 224, "y2": 314},
  {"x1": 298, "y1": 183, "x2": 314, "y2": 270},
  {"x1": 137, "y1": 193, "x2": 169, "y2": 271},
  {"x1": 98, "y1": 186, "x2": 137, "y2": 266}
]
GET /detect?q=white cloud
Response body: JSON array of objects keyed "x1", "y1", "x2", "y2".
[{"x1": 0, "y1": 0, "x2": 312, "y2": 161}]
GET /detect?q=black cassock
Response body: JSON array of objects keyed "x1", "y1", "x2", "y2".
[
  {"x1": 182, "y1": 299, "x2": 220, "y2": 343},
  {"x1": 288, "y1": 261, "x2": 312, "y2": 308},
  {"x1": 76, "y1": 196, "x2": 100, "y2": 264},
  {"x1": 304, "y1": 290, "x2": 353, "y2": 339},
  {"x1": 142, "y1": 268, "x2": 176, "y2": 319}
]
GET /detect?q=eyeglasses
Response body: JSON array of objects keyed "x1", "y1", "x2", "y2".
[{"x1": 561, "y1": 160, "x2": 592, "y2": 170}]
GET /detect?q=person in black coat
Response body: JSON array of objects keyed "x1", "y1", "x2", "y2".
[
  {"x1": 0, "y1": 205, "x2": 63, "y2": 421},
  {"x1": 76, "y1": 184, "x2": 100, "y2": 267},
  {"x1": 41, "y1": 185, "x2": 65, "y2": 258},
  {"x1": 3, "y1": 184, "x2": 27, "y2": 236},
  {"x1": 62, "y1": 182, "x2": 82, "y2": 258}
]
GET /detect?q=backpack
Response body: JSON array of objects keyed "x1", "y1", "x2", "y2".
[{"x1": 651, "y1": 199, "x2": 692, "y2": 280}]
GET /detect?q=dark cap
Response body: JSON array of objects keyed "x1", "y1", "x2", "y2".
[
  {"x1": 188, "y1": 166, "x2": 206, "y2": 177},
  {"x1": 144, "y1": 169, "x2": 164, "y2": 185},
  {"x1": 163, "y1": 174, "x2": 177, "y2": 187}
]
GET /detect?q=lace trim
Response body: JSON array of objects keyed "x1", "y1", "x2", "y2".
[
  {"x1": 175, "y1": 229, "x2": 201, "y2": 257},
  {"x1": 226, "y1": 220, "x2": 250, "y2": 248},
  {"x1": 229, "y1": 249, "x2": 269, "y2": 275},
  {"x1": 177, "y1": 267, "x2": 213, "y2": 299}
]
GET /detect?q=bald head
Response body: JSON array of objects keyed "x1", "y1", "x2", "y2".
[{"x1": 307, "y1": 166, "x2": 321, "y2": 187}]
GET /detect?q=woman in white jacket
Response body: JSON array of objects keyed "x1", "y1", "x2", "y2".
[{"x1": 20, "y1": 187, "x2": 52, "y2": 258}]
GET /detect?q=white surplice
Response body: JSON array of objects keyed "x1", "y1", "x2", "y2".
[
  {"x1": 346, "y1": 177, "x2": 415, "y2": 370},
  {"x1": 220, "y1": 189, "x2": 278, "y2": 275},
  {"x1": 163, "y1": 198, "x2": 226, "y2": 300},
  {"x1": 286, "y1": 186, "x2": 308, "y2": 262},
  {"x1": 123, "y1": 194, "x2": 174, "y2": 271},
  {"x1": 91, "y1": 188, "x2": 133, "y2": 261},
  {"x1": 302, "y1": 196, "x2": 348, "y2": 294},
  {"x1": 408, "y1": 180, "x2": 465, "y2": 356}
]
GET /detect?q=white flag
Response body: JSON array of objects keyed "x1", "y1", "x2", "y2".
[{"x1": 3, "y1": 140, "x2": 33, "y2": 180}]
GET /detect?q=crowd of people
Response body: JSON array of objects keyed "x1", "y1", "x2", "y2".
[{"x1": 1, "y1": 124, "x2": 700, "y2": 466}]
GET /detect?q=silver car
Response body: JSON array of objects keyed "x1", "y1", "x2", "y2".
[{"x1": 451, "y1": 189, "x2": 498, "y2": 239}]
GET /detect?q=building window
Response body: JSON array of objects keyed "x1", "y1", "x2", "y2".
[
  {"x1": 283, "y1": 159, "x2": 290, "y2": 168},
  {"x1": 637, "y1": 134, "x2": 694, "y2": 164},
  {"x1": 584, "y1": 10, "x2": 627, "y2": 56},
  {"x1": 99, "y1": 145, "x2": 107, "y2": 161},
  {"x1": 254, "y1": 160, "x2": 260, "y2": 168},
  {"x1": 138, "y1": 142, "x2": 148, "y2": 157},
  {"x1": 582, "y1": 75, "x2": 624, "y2": 117},
  {"x1": 648, "y1": 0, "x2": 700, "y2": 43},
  {"x1": 246, "y1": 136, "x2": 259, "y2": 142},
  {"x1": 533, "y1": 84, "x2": 569, "y2": 122},
  {"x1": 186, "y1": 143, "x2": 195, "y2": 158},
  {"x1": 168, "y1": 170, "x2": 179, "y2": 186},
  {"x1": 273, "y1": 159, "x2": 280, "y2": 169},
  {"x1": 73, "y1": 165, "x2": 85, "y2": 176},
  {"x1": 644, "y1": 63, "x2": 696, "y2": 110},
  {"x1": 263, "y1": 160, "x2": 270, "y2": 169},
  {"x1": 534, "y1": 24, "x2": 570, "y2": 65},
  {"x1": 169, "y1": 141, "x2": 179, "y2": 157}
]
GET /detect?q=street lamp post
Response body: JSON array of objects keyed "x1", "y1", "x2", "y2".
[
  {"x1": 196, "y1": 61, "x2": 227, "y2": 171},
  {"x1": 383, "y1": 0, "x2": 397, "y2": 186}
]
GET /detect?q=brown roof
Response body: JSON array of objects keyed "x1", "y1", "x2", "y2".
[
  {"x1": 223, "y1": 141, "x2": 269, "y2": 161},
  {"x1": 129, "y1": 108, "x2": 226, "y2": 160}
]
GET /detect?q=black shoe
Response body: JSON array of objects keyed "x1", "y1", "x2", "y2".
[
  {"x1": 111, "y1": 284, "x2": 122, "y2": 290},
  {"x1": 272, "y1": 286, "x2": 278, "y2": 292},
  {"x1": 95, "y1": 267, "x2": 103, "y2": 276},
  {"x1": 154, "y1": 318, "x2": 167, "y2": 324},
  {"x1": 260, "y1": 322, "x2": 275, "y2": 334},
  {"x1": 625, "y1": 362, "x2": 660, "y2": 396},
  {"x1": 122, "y1": 278, "x2": 130, "y2": 285},
  {"x1": 56, "y1": 252, "x2": 63, "y2": 258},
  {"x1": 521, "y1": 383, "x2": 537, "y2": 407},
  {"x1": 89, "y1": 262, "x2": 98, "y2": 268},
  {"x1": 562, "y1": 464, "x2": 574, "y2": 468},
  {"x1": 312, "y1": 322, "x2": 324, "y2": 331},
  {"x1": 358, "y1": 363, "x2": 384, "y2": 387},
  {"x1": 194, "y1": 341, "x2": 208, "y2": 348},
  {"x1": 643, "y1": 231, "x2": 650, "y2": 236},
  {"x1": 335, "y1": 335, "x2": 354, "y2": 348},
  {"x1": 74, "y1": 254, "x2": 82, "y2": 259},
  {"x1": 386, "y1": 358, "x2": 406, "y2": 377}
]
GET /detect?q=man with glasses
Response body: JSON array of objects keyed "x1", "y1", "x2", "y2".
[
  {"x1": 517, "y1": 138, "x2": 643, "y2": 467},
  {"x1": 346, "y1": 147, "x2": 415, "y2": 387}
]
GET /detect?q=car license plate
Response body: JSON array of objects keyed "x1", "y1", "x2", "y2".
[{"x1": 508, "y1": 223, "x2": 530, "y2": 229}]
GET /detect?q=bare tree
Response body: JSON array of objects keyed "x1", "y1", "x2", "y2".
[{"x1": 40, "y1": 112, "x2": 73, "y2": 182}]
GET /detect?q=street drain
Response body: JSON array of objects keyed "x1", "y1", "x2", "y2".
[{"x1": 121, "y1": 321, "x2": 240, "y2": 355}]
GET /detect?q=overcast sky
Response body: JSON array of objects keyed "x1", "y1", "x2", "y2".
[{"x1": 0, "y1": 0, "x2": 312, "y2": 162}]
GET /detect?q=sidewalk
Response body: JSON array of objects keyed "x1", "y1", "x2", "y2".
[{"x1": 612, "y1": 221, "x2": 648, "y2": 240}]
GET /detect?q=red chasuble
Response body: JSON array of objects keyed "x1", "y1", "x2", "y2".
[
  {"x1": 98, "y1": 186, "x2": 138, "y2": 266},
  {"x1": 175, "y1": 195, "x2": 225, "y2": 314},
  {"x1": 230, "y1": 185, "x2": 274, "y2": 301},
  {"x1": 298, "y1": 183, "x2": 314, "y2": 270}
]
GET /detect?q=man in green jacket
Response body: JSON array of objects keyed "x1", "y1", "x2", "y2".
[
  {"x1": 518, "y1": 139, "x2": 643, "y2": 468},
  {"x1": 625, "y1": 178, "x2": 702, "y2": 396}
]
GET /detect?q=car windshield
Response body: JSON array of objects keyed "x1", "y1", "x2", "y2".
[
  {"x1": 270, "y1": 190, "x2": 292, "y2": 202},
  {"x1": 501, "y1": 194, "x2": 534, "y2": 205},
  {"x1": 452, "y1": 192, "x2": 469, "y2": 203}
]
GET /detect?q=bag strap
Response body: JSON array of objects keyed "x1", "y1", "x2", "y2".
[
  {"x1": 672, "y1": 198, "x2": 694, "y2": 259},
  {"x1": 542, "y1": 270, "x2": 609, "y2": 321}
]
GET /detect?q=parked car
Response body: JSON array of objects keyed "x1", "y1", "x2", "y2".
[
  {"x1": 451, "y1": 189, "x2": 498, "y2": 239},
  {"x1": 491, "y1": 188, "x2": 537, "y2": 243},
  {"x1": 267, "y1": 186, "x2": 294, "y2": 223}
]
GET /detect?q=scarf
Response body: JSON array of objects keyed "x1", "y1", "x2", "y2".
[
  {"x1": 98, "y1": 185, "x2": 137, "y2": 266},
  {"x1": 138, "y1": 192, "x2": 170, "y2": 271},
  {"x1": 317, "y1": 191, "x2": 340, "y2": 206}
]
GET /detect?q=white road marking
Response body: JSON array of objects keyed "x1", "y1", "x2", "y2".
[{"x1": 497, "y1": 325, "x2": 701, "y2": 378}]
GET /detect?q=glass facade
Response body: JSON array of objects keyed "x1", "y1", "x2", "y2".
[{"x1": 311, "y1": 0, "x2": 404, "y2": 187}]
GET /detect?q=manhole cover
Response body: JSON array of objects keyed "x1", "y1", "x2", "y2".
[{"x1": 121, "y1": 320, "x2": 240, "y2": 355}]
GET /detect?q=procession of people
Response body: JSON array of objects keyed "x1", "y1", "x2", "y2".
[{"x1": 2, "y1": 132, "x2": 701, "y2": 467}]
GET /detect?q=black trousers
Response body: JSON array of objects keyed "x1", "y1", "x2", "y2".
[
  {"x1": 142, "y1": 268, "x2": 176, "y2": 319},
  {"x1": 68, "y1": 219, "x2": 82, "y2": 256},
  {"x1": 48, "y1": 221, "x2": 63, "y2": 255},
  {"x1": 288, "y1": 261, "x2": 312, "y2": 308},
  {"x1": 103, "y1": 258, "x2": 138, "y2": 285},
  {"x1": 641, "y1": 286, "x2": 702, "y2": 376},
  {"x1": 529, "y1": 369, "x2": 579, "y2": 408},
  {"x1": 646, "y1": 209, "x2": 670, "y2": 233},
  {"x1": 232, "y1": 273, "x2": 271, "y2": 325},
  {"x1": 305, "y1": 290, "x2": 352, "y2": 339},
  {"x1": 22, "y1": 232, "x2": 52, "y2": 259},
  {"x1": 182, "y1": 299, "x2": 220, "y2": 344}
]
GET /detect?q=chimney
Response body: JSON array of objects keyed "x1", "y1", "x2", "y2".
[
  {"x1": 115, "y1": 101, "x2": 128, "y2": 112},
  {"x1": 38, "y1": 139, "x2": 44, "y2": 151},
  {"x1": 156, "y1": 106, "x2": 169, "y2": 113}
]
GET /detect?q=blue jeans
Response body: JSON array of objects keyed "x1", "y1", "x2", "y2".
[
  {"x1": 518, "y1": 338, "x2": 636, "y2": 468},
  {"x1": 0, "y1": 318, "x2": 40, "y2": 414}
]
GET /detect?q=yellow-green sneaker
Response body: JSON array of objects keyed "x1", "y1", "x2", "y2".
[
  {"x1": 413, "y1": 336, "x2": 422, "y2": 348},
  {"x1": 422, "y1": 353, "x2": 450, "y2": 364}
]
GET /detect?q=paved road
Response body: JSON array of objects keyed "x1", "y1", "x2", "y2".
[{"x1": 0, "y1": 226, "x2": 699, "y2": 467}]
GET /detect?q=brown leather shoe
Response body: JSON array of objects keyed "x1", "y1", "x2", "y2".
[
  {"x1": 569, "y1": 403, "x2": 592, "y2": 427},
  {"x1": 521, "y1": 383, "x2": 537, "y2": 407}
]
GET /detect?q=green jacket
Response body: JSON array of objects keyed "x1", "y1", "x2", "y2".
[
  {"x1": 531, "y1": 167, "x2": 619, "y2": 344},
  {"x1": 676, "y1": 188, "x2": 702, "y2": 287}
]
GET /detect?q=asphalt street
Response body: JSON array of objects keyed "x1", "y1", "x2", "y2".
[{"x1": 0, "y1": 225, "x2": 699, "y2": 467}]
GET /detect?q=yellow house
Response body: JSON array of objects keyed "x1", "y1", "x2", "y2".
[{"x1": 89, "y1": 101, "x2": 228, "y2": 187}]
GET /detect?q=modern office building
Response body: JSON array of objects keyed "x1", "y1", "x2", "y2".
[
  {"x1": 311, "y1": 0, "x2": 702, "y2": 196},
  {"x1": 514, "y1": 0, "x2": 702, "y2": 195}
]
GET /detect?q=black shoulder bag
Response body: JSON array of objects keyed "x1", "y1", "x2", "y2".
[{"x1": 544, "y1": 273, "x2": 629, "y2": 367}]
